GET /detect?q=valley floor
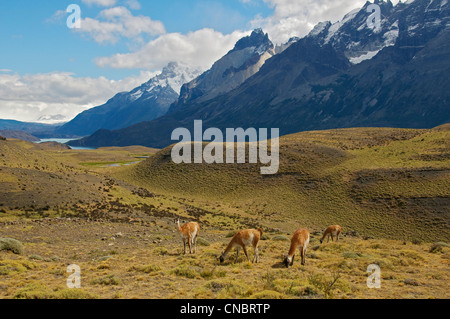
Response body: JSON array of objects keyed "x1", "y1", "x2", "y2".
[
  {"x1": 0, "y1": 126, "x2": 449, "y2": 299},
  {"x1": 0, "y1": 217, "x2": 449, "y2": 299}
]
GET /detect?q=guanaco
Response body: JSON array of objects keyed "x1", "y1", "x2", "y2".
[
  {"x1": 219, "y1": 228, "x2": 263, "y2": 264},
  {"x1": 283, "y1": 228, "x2": 310, "y2": 267},
  {"x1": 175, "y1": 218, "x2": 200, "y2": 254},
  {"x1": 320, "y1": 225, "x2": 342, "y2": 244}
]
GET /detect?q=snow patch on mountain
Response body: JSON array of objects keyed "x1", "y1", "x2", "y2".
[
  {"x1": 309, "y1": 21, "x2": 331, "y2": 37},
  {"x1": 128, "y1": 62, "x2": 203, "y2": 103},
  {"x1": 170, "y1": 29, "x2": 275, "y2": 112},
  {"x1": 325, "y1": 8, "x2": 360, "y2": 44},
  {"x1": 383, "y1": 29, "x2": 399, "y2": 46},
  {"x1": 349, "y1": 49, "x2": 382, "y2": 64}
]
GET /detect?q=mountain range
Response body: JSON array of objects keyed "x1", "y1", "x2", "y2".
[
  {"x1": 63, "y1": 0, "x2": 450, "y2": 148},
  {"x1": 0, "y1": 119, "x2": 62, "y2": 138},
  {"x1": 169, "y1": 28, "x2": 276, "y2": 113},
  {"x1": 55, "y1": 62, "x2": 203, "y2": 137}
]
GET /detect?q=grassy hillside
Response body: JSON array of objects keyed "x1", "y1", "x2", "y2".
[
  {"x1": 0, "y1": 127, "x2": 448, "y2": 300},
  {"x1": 0, "y1": 138, "x2": 158, "y2": 220},
  {"x1": 1, "y1": 218, "x2": 449, "y2": 299},
  {"x1": 118, "y1": 126, "x2": 450, "y2": 242}
]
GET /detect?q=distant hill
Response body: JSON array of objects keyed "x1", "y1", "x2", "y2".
[
  {"x1": 56, "y1": 62, "x2": 202, "y2": 137},
  {"x1": 115, "y1": 126, "x2": 450, "y2": 242},
  {"x1": 0, "y1": 119, "x2": 62, "y2": 138},
  {"x1": 0, "y1": 130, "x2": 40, "y2": 142}
]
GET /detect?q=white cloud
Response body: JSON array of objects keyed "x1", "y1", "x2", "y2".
[
  {"x1": 0, "y1": 71, "x2": 158, "y2": 123},
  {"x1": 81, "y1": 0, "x2": 118, "y2": 7},
  {"x1": 126, "y1": 0, "x2": 141, "y2": 10},
  {"x1": 12, "y1": 0, "x2": 404, "y2": 125},
  {"x1": 95, "y1": 28, "x2": 250, "y2": 70},
  {"x1": 249, "y1": 0, "x2": 367, "y2": 44},
  {"x1": 253, "y1": 0, "x2": 401, "y2": 44},
  {"x1": 75, "y1": 6, "x2": 166, "y2": 44},
  {"x1": 93, "y1": 0, "x2": 390, "y2": 70}
]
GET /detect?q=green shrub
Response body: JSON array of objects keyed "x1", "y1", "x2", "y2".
[
  {"x1": 28, "y1": 254, "x2": 44, "y2": 261},
  {"x1": 171, "y1": 265, "x2": 199, "y2": 279},
  {"x1": 128, "y1": 264, "x2": 161, "y2": 274},
  {"x1": 0, "y1": 260, "x2": 36, "y2": 275},
  {"x1": 308, "y1": 272, "x2": 341, "y2": 299},
  {"x1": 13, "y1": 283, "x2": 52, "y2": 299},
  {"x1": 289, "y1": 285, "x2": 319, "y2": 296},
  {"x1": 342, "y1": 251, "x2": 363, "y2": 259},
  {"x1": 400, "y1": 250, "x2": 424, "y2": 261},
  {"x1": 199, "y1": 267, "x2": 216, "y2": 279},
  {"x1": 0, "y1": 238, "x2": 24, "y2": 255},
  {"x1": 207, "y1": 280, "x2": 253, "y2": 298},
  {"x1": 429, "y1": 242, "x2": 449, "y2": 253},
  {"x1": 91, "y1": 274, "x2": 122, "y2": 286},
  {"x1": 153, "y1": 247, "x2": 169, "y2": 256},
  {"x1": 14, "y1": 284, "x2": 97, "y2": 299},
  {"x1": 250, "y1": 290, "x2": 285, "y2": 299},
  {"x1": 54, "y1": 289, "x2": 98, "y2": 299},
  {"x1": 404, "y1": 278, "x2": 420, "y2": 286},
  {"x1": 271, "y1": 235, "x2": 290, "y2": 241},
  {"x1": 197, "y1": 237, "x2": 210, "y2": 246}
]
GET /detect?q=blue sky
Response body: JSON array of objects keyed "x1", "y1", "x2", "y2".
[
  {"x1": 0, "y1": 0, "x2": 371, "y2": 123},
  {"x1": 0, "y1": 0, "x2": 273, "y2": 79}
]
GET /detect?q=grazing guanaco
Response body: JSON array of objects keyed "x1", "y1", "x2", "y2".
[
  {"x1": 283, "y1": 228, "x2": 310, "y2": 267},
  {"x1": 219, "y1": 228, "x2": 263, "y2": 264},
  {"x1": 320, "y1": 225, "x2": 342, "y2": 244},
  {"x1": 175, "y1": 218, "x2": 200, "y2": 254}
]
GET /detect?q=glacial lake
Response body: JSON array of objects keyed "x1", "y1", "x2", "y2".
[{"x1": 35, "y1": 138, "x2": 95, "y2": 150}]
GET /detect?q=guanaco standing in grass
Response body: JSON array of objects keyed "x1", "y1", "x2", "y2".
[
  {"x1": 219, "y1": 228, "x2": 263, "y2": 264},
  {"x1": 320, "y1": 225, "x2": 342, "y2": 244},
  {"x1": 175, "y1": 218, "x2": 200, "y2": 254},
  {"x1": 283, "y1": 228, "x2": 310, "y2": 267}
]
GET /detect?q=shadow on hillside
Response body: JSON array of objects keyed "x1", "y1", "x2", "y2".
[{"x1": 271, "y1": 261, "x2": 286, "y2": 269}]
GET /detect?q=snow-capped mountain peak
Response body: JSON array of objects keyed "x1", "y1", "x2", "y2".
[
  {"x1": 57, "y1": 62, "x2": 203, "y2": 136},
  {"x1": 129, "y1": 62, "x2": 203, "y2": 102},
  {"x1": 169, "y1": 29, "x2": 276, "y2": 112},
  {"x1": 306, "y1": 0, "x2": 448, "y2": 65}
]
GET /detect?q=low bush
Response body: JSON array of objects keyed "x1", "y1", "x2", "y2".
[{"x1": 0, "y1": 238, "x2": 24, "y2": 255}]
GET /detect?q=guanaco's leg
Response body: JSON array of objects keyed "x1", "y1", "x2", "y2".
[
  {"x1": 242, "y1": 246, "x2": 250, "y2": 262},
  {"x1": 253, "y1": 246, "x2": 259, "y2": 263}
]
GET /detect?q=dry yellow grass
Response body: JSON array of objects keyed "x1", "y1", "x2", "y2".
[
  {"x1": 0, "y1": 218, "x2": 448, "y2": 299},
  {"x1": 0, "y1": 127, "x2": 448, "y2": 299}
]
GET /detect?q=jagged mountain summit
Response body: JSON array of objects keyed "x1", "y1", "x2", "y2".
[
  {"x1": 309, "y1": 0, "x2": 448, "y2": 64},
  {"x1": 169, "y1": 28, "x2": 275, "y2": 113},
  {"x1": 70, "y1": 0, "x2": 450, "y2": 148},
  {"x1": 56, "y1": 62, "x2": 202, "y2": 137}
]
